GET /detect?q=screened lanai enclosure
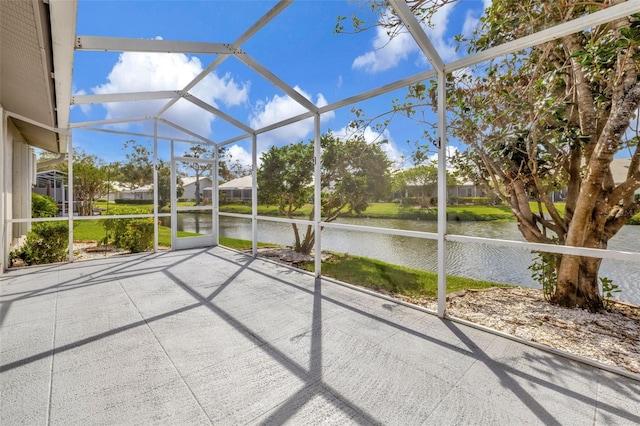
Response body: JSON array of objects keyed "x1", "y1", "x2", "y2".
[
  {"x1": 2, "y1": 0, "x2": 640, "y2": 316},
  {"x1": 4, "y1": 1, "x2": 640, "y2": 423}
]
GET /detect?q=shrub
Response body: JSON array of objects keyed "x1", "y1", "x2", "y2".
[
  {"x1": 102, "y1": 207, "x2": 154, "y2": 252},
  {"x1": 10, "y1": 222, "x2": 68, "y2": 266},
  {"x1": 32, "y1": 193, "x2": 58, "y2": 218},
  {"x1": 114, "y1": 199, "x2": 152, "y2": 205},
  {"x1": 119, "y1": 219, "x2": 154, "y2": 253}
]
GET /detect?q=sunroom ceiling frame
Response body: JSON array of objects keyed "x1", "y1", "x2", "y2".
[
  {"x1": 66, "y1": 0, "x2": 640, "y2": 151},
  {"x1": 75, "y1": 35, "x2": 234, "y2": 55},
  {"x1": 72, "y1": 90, "x2": 180, "y2": 105},
  {"x1": 182, "y1": 94, "x2": 255, "y2": 135},
  {"x1": 447, "y1": 0, "x2": 640, "y2": 73}
]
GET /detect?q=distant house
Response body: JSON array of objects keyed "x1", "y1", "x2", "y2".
[
  {"x1": 610, "y1": 158, "x2": 638, "y2": 192},
  {"x1": 182, "y1": 176, "x2": 213, "y2": 201},
  {"x1": 114, "y1": 184, "x2": 154, "y2": 201},
  {"x1": 447, "y1": 181, "x2": 484, "y2": 198},
  {"x1": 215, "y1": 176, "x2": 253, "y2": 201},
  {"x1": 33, "y1": 170, "x2": 69, "y2": 207}
]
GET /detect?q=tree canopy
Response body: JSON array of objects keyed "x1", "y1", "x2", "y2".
[
  {"x1": 62, "y1": 150, "x2": 109, "y2": 216},
  {"x1": 258, "y1": 132, "x2": 391, "y2": 254},
  {"x1": 340, "y1": 0, "x2": 640, "y2": 311}
]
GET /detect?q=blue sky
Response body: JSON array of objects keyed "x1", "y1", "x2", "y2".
[{"x1": 70, "y1": 0, "x2": 491, "y2": 171}]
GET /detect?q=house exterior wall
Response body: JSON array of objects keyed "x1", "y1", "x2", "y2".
[
  {"x1": 115, "y1": 190, "x2": 153, "y2": 201},
  {"x1": 11, "y1": 122, "x2": 33, "y2": 239},
  {"x1": 182, "y1": 177, "x2": 212, "y2": 201},
  {"x1": 2, "y1": 116, "x2": 35, "y2": 270},
  {"x1": 220, "y1": 188, "x2": 252, "y2": 201}
]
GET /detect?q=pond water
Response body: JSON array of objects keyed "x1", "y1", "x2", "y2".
[{"x1": 166, "y1": 214, "x2": 640, "y2": 304}]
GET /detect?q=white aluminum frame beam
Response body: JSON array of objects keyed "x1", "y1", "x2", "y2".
[
  {"x1": 235, "y1": 52, "x2": 318, "y2": 113},
  {"x1": 70, "y1": 115, "x2": 152, "y2": 129},
  {"x1": 72, "y1": 90, "x2": 180, "y2": 105},
  {"x1": 49, "y1": 0, "x2": 77, "y2": 135},
  {"x1": 217, "y1": 133, "x2": 253, "y2": 148},
  {"x1": 319, "y1": 69, "x2": 438, "y2": 116},
  {"x1": 81, "y1": 127, "x2": 199, "y2": 144},
  {"x1": 391, "y1": 0, "x2": 444, "y2": 73},
  {"x1": 155, "y1": 0, "x2": 293, "y2": 117},
  {"x1": 5, "y1": 110, "x2": 67, "y2": 135},
  {"x1": 75, "y1": 35, "x2": 233, "y2": 54},
  {"x1": 157, "y1": 118, "x2": 214, "y2": 145},
  {"x1": 183, "y1": 94, "x2": 255, "y2": 134},
  {"x1": 446, "y1": 0, "x2": 640, "y2": 73},
  {"x1": 255, "y1": 111, "x2": 315, "y2": 136}
]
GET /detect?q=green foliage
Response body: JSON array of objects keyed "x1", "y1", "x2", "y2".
[
  {"x1": 10, "y1": 222, "x2": 68, "y2": 266},
  {"x1": 117, "y1": 140, "x2": 154, "y2": 189},
  {"x1": 63, "y1": 150, "x2": 109, "y2": 217},
  {"x1": 337, "y1": 0, "x2": 640, "y2": 310},
  {"x1": 181, "y1": 144, "x2": 213, "y2": 206},
  {"x1": 32, "y1": 193, "x2": 58, "y2": 218},
  {"x1": 300, "y1": 252, "x2": 508, "y2": 298},
  {"x1": 528, "y1": 250, "x2": 560, "y2": 302},
  {"x1": 600, "y1": 277, "x2": 621, "y2": 309},
  {"x1": 113, "y1": 199, "x2": 151, "y2": 205},
  {"x1": 102, "y1": 207, "x2": 154, "y2": 252},
  {"x1": 448, "y1": 197, "x2": 500, "y2": 206},
  {"x1": 119, "y1": 219, "x2": 154, "y2": 253},
  {"x1": 158, "y1": 160, "x2": 182, "y2": 207},
  {"x1": 258, "y1": 132, "x2": 391, "y2": 253},
  {"x1": 258, "y1": 141, "x2": 314, "y2": 214}
]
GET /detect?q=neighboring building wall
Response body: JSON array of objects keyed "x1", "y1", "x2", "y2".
[
  {"x1": 116, "y1": 189, "x2": 153, "y2": 201},
  {"x1": 183, "y1": 177, "x2": 212, "y2": 201},
  {"x1": 220, "y1": 188, "x2": 252, "y2": 201}
]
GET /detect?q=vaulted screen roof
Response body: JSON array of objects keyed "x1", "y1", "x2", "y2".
[
  {"x1": 4, "y1": 0, "x2": 639, "y2": 159},
  {"x1": 61, "y1": 0, "x2": 640, "y2": 159}
]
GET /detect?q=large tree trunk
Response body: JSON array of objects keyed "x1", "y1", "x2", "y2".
[
  {"x1": 553, "y1": 219, "x2": 607, "y2": 311},
  {"x1": 553, "y1": 254, "x2": 603, "y2": 312}
]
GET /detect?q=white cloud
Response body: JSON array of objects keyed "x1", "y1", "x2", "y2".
[
  {"x1": 250, "y1": 85, "x2": 335, "y2": 146},
  {"x1": 226, "y1": 143, "x2": 255, "y2": 169},
  {"x1": 91, "y1": 40, "x2": 249, "y2": 138},
  {"x1": 352, "y1": 3, "x2": 461, "y2": 73},
  {"x1": 352, "y1": 25, "x2": 417, "y2": 73},
  {"x1": 332, "y1": 125, "x2": 406, "y2": 169},
  {"x1": 428, "y1": 145, "x2": 460, "y2": 169}
]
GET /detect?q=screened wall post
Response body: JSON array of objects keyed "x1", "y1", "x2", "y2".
[
  {"x1": 437, "y1": 70, "x2": 447, "y2": 318},
  {"x1": 67, "y1": 133, "x2": 74, "y2": 262},
  {"x1": 214, "y1": 145, "x2": 220, "y2": 246},
  {"x1": 153, "y1": 119, "x2": 159, "y2": 252},
  {"x1": 313, "y1": 113, "x2": 322, "y2": 277},
  {"x1": 252, "y1": 134, "x2": 258, "y2": 257}
]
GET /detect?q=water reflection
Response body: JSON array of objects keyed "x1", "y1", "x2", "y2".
[{"x1": 177, "y1": 214, "x2": 639, "y2": 304}]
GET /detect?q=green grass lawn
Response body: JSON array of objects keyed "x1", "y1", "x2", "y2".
[
  {"x1": 300, "y1": 252, "x2": 508, "y2": 298},
  {"x1": 73, "y1": 219, "x2": 199, "y2": 247},
  {"x1": 219, "y1": 202, "x2": 514, "y2": 221},
  {"x1": 73, "y1": 218, "x2": 263, "y2": 250}
]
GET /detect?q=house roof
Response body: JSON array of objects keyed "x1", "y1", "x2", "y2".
[
  {"x1": 182, "y1": 176, "x2": 212, "y2": 187},
  {"x1": 119, "y1": 185, "x2": 153, "y2": 194},
  {"x1": 218, "y1": 176, "x2": 253, "y2": 190},
  {"x1": 0, "y1": 0, "x2": 75, "y2": 153}
]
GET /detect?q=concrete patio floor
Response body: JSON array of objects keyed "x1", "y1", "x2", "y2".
[{"x1": 1, "y1": 246, "x2": 639, "y2": 425}]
